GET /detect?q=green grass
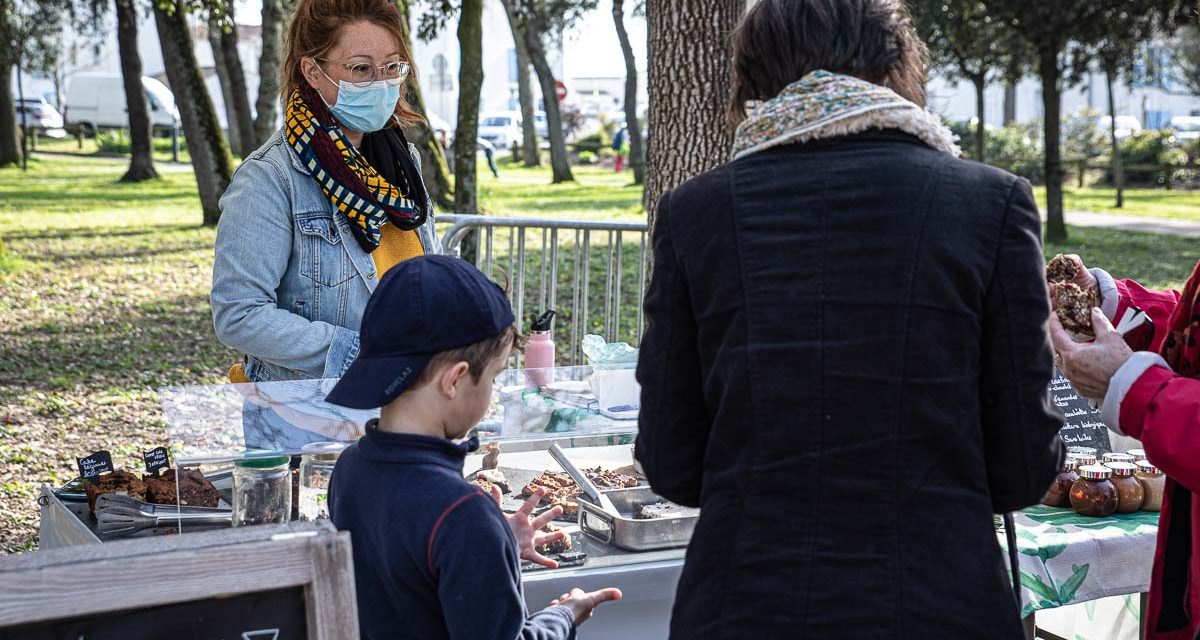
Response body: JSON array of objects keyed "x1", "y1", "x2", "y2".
[
  {"x1": 31, "y1": 133, "x2": 194, "y2": 165},
  {"x1": 1034, "y1": 186, "x2": 1200, "y2": 222},
  {"x1": 0, "y1": 153, "x2": 1196, "y2": 554}
]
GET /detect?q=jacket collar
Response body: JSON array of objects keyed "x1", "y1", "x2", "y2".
[{"x1": 355, "y1": 419, "x2": 479, "y2": 471}]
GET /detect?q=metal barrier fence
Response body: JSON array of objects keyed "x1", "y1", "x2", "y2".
[{"x1": 436, "y1": 214, "x2": 650, "y2": 366}]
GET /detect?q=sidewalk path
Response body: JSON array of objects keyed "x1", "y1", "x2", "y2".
[{"x1": 1045, "y1": 210, "x2": 1200, "y2": 238}]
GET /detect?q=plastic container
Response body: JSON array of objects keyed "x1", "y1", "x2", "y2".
[
  {"x1": 1105, "y1": 462, "x2": 1144, "y2": 513},
  {"x1": 232, "y1": 456, "x2": 292, "y2": 527},
  {"x1": 1136, "y1": 461, "x2": 1165, "y2": 512},
  {"x1": 299, "y1": 443, "x2": 345, "y2": 521},
  {"x1": 1041, "y1": 458, "x2": 1080, "y2": 508},
  {"x1": 525, "y1": 310, "x2": 557, "y2": 386},
  {"x1": 1070, "y1": 465, "x2": 1119, "y2": 517}
]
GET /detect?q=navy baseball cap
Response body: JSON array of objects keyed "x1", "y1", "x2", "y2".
[{"x1": 325, "y1": 255, "x2": 515, "y2": 409}]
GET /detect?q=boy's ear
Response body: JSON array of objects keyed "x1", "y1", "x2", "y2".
[{"x1": 440, "y1": 361, "x2": 471, "y2": 398}]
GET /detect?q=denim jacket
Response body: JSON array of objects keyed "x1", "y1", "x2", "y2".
[{"x1": 211, "y1": 129, "x2": 441, "y2": 383}]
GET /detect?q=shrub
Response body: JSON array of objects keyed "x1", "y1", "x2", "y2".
[
  {"x1": 1063, "y1": 108, "x2": 1106, "y2": 161},
  {"x1": 1105, "y1": 130, "x2": 1188, "y2": 186},
  {"x1": 573, "y1": 132, "x2": 608, "y2": 155},
  {"x1": 949, "y1": 119, "x2": 1045, "y2": 184},
  {"x1": 577, "y1": 151, "x2": 598, "y2": 165},
  {"x1": 95, "y1": 129, "x2": 187, "y2": 156}
]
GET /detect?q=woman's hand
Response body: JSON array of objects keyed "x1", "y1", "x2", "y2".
[
  {"x1": 551, "y1": 587, "x2": 624, "y2": 625},
  {"x1": 491, "y1": 486, "x2": 565, "y2": 569},
  {"x1": 1050, "y1": 309, "x2": 1132, "y2": 400}
]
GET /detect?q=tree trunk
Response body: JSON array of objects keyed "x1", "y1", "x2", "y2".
[
  {"x1": 396, "y1": 0, "x2": 454, "y2": 211},
  {"x1": 454, "y1": 0, "x2": 483, "y2": 214},
  {"x1": 1003, "y1": 80, "x2": 1017, "y2": 125},
  {"x1": 503, "y1": 0, "x2": 540, "y2": 167},
  {"x1": 154, "y1": 0, "x2": 235, "y2": 225},
  {"x1": 0, "y1": 60, "x2": 17, "y2": 168},
  {"x1": 973, "y1": 74, "x2": 986, "y2": 164},
  {"x1": 254, "y1": 0, "x2": 288, "y2": 146},
  {"x1": 1106, "y1": 66, "x2": 1124, "y2": 209},
  {"x1": 208, "y1": 15, "x2": 241, "y2": 156},
  {"x1": 15, "y1": 59, "x2": 27, "y2": 170},
  {"x1": 522, "y1": 6, "x2": 573, "y2": 183},
  {"x1": 613, "y1": 0, "x2": 645, "y2": 184},
  {"x1": 1039, "y1": 49, "x2": 1066, "y2": 243},
  {"x1": 207, "y1": 8, "x2": 254, "y2": 158},
  {"x1": 115, "y1": 0, "x2": 158, "y2": 182},
  {"x1": 645, "y1": 0, "x2": 742, "y2": 220},
  {"x1": 0, "y1": 0, "x2": 17, "y2": 168}
]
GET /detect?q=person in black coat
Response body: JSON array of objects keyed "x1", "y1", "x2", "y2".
[{"x1": 634, "y1": 1, "x2": 1065, "y2": 638}]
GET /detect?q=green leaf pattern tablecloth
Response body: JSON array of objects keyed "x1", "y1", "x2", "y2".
[{"x1": 1001, "y1": 506, "x2": 1160, "y2": 618}]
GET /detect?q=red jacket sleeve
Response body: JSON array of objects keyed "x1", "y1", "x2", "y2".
[
  {"x1": 1120, "y1": 367, "x2": 1200, "y2": 493},
  {"x1": 1113, "y1": 278, "x2": 1181, "y2": 353}
]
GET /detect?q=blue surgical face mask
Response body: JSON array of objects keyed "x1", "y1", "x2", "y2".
[{"x1": 320, "y1": 69, "x2": 400, "y2": 134}]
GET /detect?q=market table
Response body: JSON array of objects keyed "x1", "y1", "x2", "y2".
[{"x1": 1002, "y1": 506, "x2": 1159, "y2": 640}]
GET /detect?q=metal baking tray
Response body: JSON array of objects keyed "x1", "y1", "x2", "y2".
[{"x1": 578, "y1": 486, "x2": 699, "y2": 552}]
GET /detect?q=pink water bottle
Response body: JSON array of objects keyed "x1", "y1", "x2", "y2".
[{"x1": 525, "y1": 310, "x2": 557, "y2": 386}]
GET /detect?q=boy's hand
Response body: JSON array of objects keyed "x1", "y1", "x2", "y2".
[
  {"x1": 492, "y1": 487, "x2": 565, "y2": 568},
  {"x1": 551, "y1": 587, "x2": 623, "y2": 625}
]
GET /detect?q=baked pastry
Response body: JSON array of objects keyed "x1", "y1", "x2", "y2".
[
  {"x1": 584, "y1": 467, "x2": 638, "y2": 490},
  {"x1": 144, "y1": 468, "x2": 221, "y2": 508},
  {"x1": 635, "y1": 501, "x2": 699, "y2": 520},
  {"x1": 482, "y1": 444, "x2": 501, "y2": 471},
  {"x1": 85, "y1": 470, "x2": 147, "y2": 512},
  {"x1": 475, "y1": 469, "x2": 510, "y2": 494},
  {"x1": 471, "y1": 477, "x2": 497, "y2": 495},
  {"x1": 1052, "y1": 282, "x2": 1097, "y2": 337},
  {"x1": 536, "y1": 524, "x2": 572, "y2": 555},
  {"x1": 1047, "y1": 254, "x2": 1079, "y2": 284}
]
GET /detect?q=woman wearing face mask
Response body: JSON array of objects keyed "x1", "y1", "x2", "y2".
[{"x1": 212, "y1": 0, "x2": 441, "y2": 384}]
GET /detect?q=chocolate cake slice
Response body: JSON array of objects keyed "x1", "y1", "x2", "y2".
[
  {"x1": 86, "y1": 470, "x2": 147, "y2": 512},
  {"x1": 536, "y1": 524, "x2": 572, "y2": 555},
  {"x1": 144, "y1": 468, "x2": 221, "y2": 508}
]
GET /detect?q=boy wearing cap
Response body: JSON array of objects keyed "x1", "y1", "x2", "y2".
[{"x1": 325, "y1": 255, "x2": 621, "y2": 640}]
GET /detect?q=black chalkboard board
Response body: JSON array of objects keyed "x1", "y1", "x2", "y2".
[
  {"x1": 1, "y1": 587, "x2": 306, "y2": 640},
  {"x1": 1051, "y1": 368, "x2": 1112, "y2": 454}
]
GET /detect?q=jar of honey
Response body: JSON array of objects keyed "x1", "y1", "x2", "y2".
[
  {"x1": 1041, "y1": 458, "x2": 1080, "y2": 508},
  {"x1": 1136, "y1": 461, "x2": 1165, "y2": 512},
  {"x1": 1105, "y1": 462, "x2": 1144, "y2": 513},
  {"x1": 1070, "y1": 465, "x2": 1119, "y2": 517}
]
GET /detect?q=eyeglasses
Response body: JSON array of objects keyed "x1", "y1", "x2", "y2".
[{"x1": 316, "y1": 58, "x2": 410, "y2": 88}]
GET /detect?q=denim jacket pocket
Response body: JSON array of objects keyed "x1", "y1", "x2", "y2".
[{"x1": 296, "y1": 212, "x2": 357, "y2": 287}]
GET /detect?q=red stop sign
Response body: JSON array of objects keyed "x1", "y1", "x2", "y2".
[{"x1": 555, "y1": 81, "x2": 567, "y2": 102}]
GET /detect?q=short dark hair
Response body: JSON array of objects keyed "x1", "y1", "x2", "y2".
[
  {"x1": 729, "y1": 0, "x2": 928, "y2": 126},
  {"x1": 414, "y1": 324, "x2": 526, "y2": 387}
]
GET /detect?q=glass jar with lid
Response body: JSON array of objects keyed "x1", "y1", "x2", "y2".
[
  {"x1": 1103, "y1": 452, "x2": 1136, "y2": 465},
  {"x1": 1070, "y1": 465, "x2": 1119, "y2": 517},
  {"x1": 233, "y1": 455, "x2": 292, "y2": 527},
  {"x1": 1105, "y1": 462, "x2": 1144, "y2": 513},
  {"x1": 1041, "y1": 458, "x2": 1080, "y2": 508},
  {"x1": 299, "y1": 442, "x2": 345, "y2": 521},
  {"x1": 1136, "y1": 461, "x2": 1165, "y2": 512},
  {"x1": 1067, "y1": 446, "x2": 1097, "y2": 458},
  {"x1": 1126, "y1": 448, "x2": 1147, "y2": 462},
  {"x1": 1066, "y1": 452, "x2": 1098, "y2": 468}
]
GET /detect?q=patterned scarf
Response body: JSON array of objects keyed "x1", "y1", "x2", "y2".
[
  {"x1": 732, "y1": 70, "x2": 960, "y2": 160},
  {"x1": 1162, "y1": 261, "x2": 1200, "y2": 378},
  {"x1": 285, "y1": 83, "x2": 428, "y2": 252}
]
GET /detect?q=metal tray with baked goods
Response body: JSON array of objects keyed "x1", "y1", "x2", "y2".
[
  {"x1": 468, "y1": 466, "x2": 644, "y2": 524},
  {"x1": 578, "y1": 486, "x2": 700, "y2": 552}
]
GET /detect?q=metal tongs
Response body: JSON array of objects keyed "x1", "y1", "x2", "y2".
[
  {"x1": 548, "y1": 443, "x2": 621, "y2": 517},
  {"x1": 94, "y1": 493, "x2": 232, "y2": 539}
]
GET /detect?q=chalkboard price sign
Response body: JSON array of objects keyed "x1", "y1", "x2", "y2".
[
  {"x1": 1051, "y1": 369, "x2": 1112, "y2": 454},
  {"x1": 142, "y1": 447, "x2": 170, "y2": 475},
  {"x1": 76, "y1": 451, "x2": 114, "y2": 483}
]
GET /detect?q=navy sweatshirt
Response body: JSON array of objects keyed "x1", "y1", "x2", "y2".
[{"x1": 329, "y1": 421, "x2": 576, "y2": 640}]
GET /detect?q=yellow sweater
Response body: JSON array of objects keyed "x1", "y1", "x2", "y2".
[{"x1": 228, "y1": 223, "x2": 424, "y2": 383}]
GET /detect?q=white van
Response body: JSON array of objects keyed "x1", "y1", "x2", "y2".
[{"x1": 64, "y1": 75, "x2": 181, "y2": 133}]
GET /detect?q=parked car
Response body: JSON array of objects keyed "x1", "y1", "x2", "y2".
[
  {"x1": 15, "y1": 96, "x2": 65, "y2": 136},
  {"x1": 478, "y1": 111, "x2": 523, "y2": 149},
  {"x1": 1169, "y1": 116, "x2": 1200, "y2": 142},
  {"x1": 64, "y1": 74, "x2": 180, "y2": 133},
  {"x1": 1097, "y1": 115, "x2": 1142, "y2": 140}
]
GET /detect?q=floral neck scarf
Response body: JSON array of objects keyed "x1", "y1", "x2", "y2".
[{"x1": 732, "y1": 70, "x2": 960, "y2": 161}]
